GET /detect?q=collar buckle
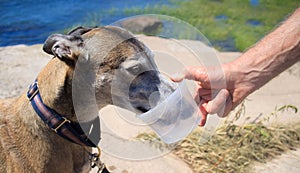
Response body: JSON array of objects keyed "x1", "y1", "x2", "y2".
[{"x1": 52, "y1": 117, "x2": 71, "y2": 133}]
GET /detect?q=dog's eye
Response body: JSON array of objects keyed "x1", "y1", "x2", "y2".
[{"x1": 127, "y1": 64, "x2": 141, "y2": 75}]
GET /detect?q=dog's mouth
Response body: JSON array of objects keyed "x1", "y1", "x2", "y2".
[
  {"x1": 130, "y1": 93, "x2": 160, "y2": 114},
  {"x1": 127, "y1": 70, "x2": 176, "y2": 115}
]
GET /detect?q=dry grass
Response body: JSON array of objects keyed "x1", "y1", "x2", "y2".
[{"x1": 137, "y1": 104, "x2": 300, "y2": 172}]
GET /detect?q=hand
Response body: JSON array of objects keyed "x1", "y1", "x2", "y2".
[{"x1": 172, "y1": 63, "x2": 255, "y2": 126}]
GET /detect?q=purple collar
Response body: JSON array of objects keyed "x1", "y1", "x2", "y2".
[{"x1": 27, "y1": 79, "x2": 98, "y2": 148}]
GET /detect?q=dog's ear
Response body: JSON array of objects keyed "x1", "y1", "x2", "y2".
[
  {"x1": 68, "y1": 26, "x2": 92, "y2": 36},
  {"x1": 43, "y1": 34, "x2": 88, "y2": 64}
]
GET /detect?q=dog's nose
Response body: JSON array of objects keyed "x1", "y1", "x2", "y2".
[{"x1": 136, "y1": 106, "x2": 149, "y2": 113}]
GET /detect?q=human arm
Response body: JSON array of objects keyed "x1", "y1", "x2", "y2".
[{"x1": 173, "y1": 7, "x2": 300, "y2": 126}]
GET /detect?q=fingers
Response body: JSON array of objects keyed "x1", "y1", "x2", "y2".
[
  {"x1": 198, "y1": 99, "x2": 208, "y2": 126},
  {"x1": 196, "y1": 89, "x2": 232, "y2": 126},
  {"x1": 171, "y1": 66, "x2": 209, "y2": 84},
  {"x1": 172, "y1": 66, "x2": 226, "y2": 89},
  {"x1": 199, "y1": 104, "x2": 208, "y2": 126},
  {"x1": 171, "y1": 72, "x2": 185, "y2": 82},
  {"x1": 173, "y1": 66, "x2": 232, "y2": 126},
  {"x1": 197, "y1": 88, "x2": 217, "y2": 101},
  {"x1": 203, "y1": 89, "x2": 228, "y2": 114},
  {"x1": 198, "y1": 87, "x2": 212, "y2": 95},
  {"x1": 202, "y1": 89, "x2": 232, "y2": 117}
]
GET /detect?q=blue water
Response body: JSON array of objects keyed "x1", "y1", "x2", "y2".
[
  {"x1": 247, "y1": 19, "x2": 262, "y2": 26},
  {"x1": 215, "y1": 15, "x2": 228, "y2": 21},
  {"x1": 250, "y1": 0, "x2": 260, "y2": 7},
  {"x1": 0, "y1": 0, "x2": 169, "y2": 46}
]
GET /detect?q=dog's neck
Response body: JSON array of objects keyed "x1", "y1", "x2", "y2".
[
  {"x1": 36, "y1": 57, "x2": 108, "y2": 122},
  {"x1": 36, "y1": 58, "x2": 76, "y2": 121}
]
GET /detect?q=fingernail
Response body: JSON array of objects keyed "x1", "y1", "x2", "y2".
[{"x1": 171, "y1": 73, "x2": 184, "y2": 82}]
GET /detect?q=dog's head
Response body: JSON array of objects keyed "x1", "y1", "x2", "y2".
[{"x1": 43, "y1": 26, "x2": 176, "y2": 121}]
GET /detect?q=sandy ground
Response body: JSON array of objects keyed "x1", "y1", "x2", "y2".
[{"x1": 0, "y1": 36, "x2": 300, "y2": 172}]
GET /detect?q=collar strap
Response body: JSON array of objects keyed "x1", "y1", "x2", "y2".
[{"x1": 27, "y1": 80, "x2": 98, "y2": 148}]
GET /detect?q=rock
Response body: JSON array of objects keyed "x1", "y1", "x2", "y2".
[{"x1": 120, "y1": 16, "x2": 163, "y2": 35}]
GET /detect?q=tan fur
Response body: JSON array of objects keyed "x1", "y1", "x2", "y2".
[
  {"x1": 0, "y1": 26, "x2": 144, "y2": 173},
  {"x1": 0, "y1": 58, "x2": 90, "y2": 173}
]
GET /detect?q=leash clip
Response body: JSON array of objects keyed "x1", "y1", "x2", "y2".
[
  {"x1": 89, "y1": 147, "x2": 108, "y2": 173},
  {"x1": 89, "y1": 154, "x2": 105, "y2": 173}
]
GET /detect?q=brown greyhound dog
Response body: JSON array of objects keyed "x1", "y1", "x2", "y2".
[{"x1": 0, "y1": 26, "x2": 175, "y2": 173}]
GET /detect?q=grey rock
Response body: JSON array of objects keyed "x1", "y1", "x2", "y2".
[{"x1": 120, "y1": 16, "x2": 163, "y2": 35}]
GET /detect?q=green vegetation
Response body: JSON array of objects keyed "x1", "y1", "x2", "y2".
[
  {"x1": 123, "y1": 0, "x2": 300, "y2": 51},
  {"x1": 80, "y1": 0, "x2": 299, "y2": 51},
  {"x1": 137, "y1": 104, "x2": 300, "y2": 172}
]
